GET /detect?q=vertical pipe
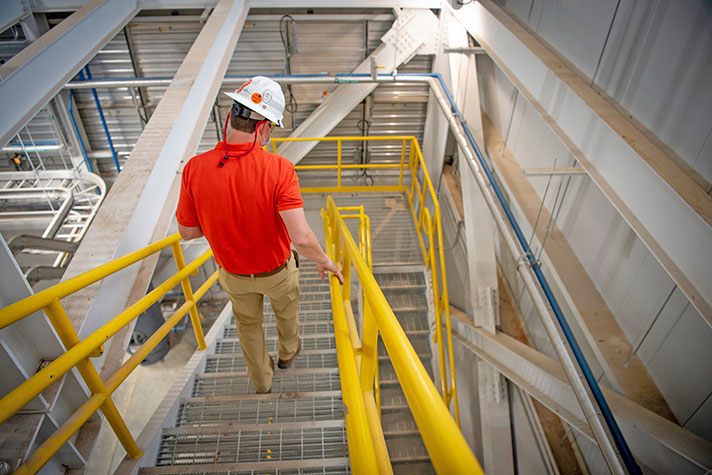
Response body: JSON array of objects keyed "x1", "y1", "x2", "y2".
[{"x1": 82, "y1": 66, "x2": 121, "y2": 173}]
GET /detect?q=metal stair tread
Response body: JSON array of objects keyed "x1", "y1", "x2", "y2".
[
  {"x1": 164, "y1": 419, "x2": 345, "y2": 436},
  {"x1": 156, "y1": 425, "x2": 348, "y2": 467},
  {"x1": 139, "y1": 458, "x2": 350, "y2": 474},
  {"x1": 196, "y1": 367, "x2": 339, "y2": 379}
]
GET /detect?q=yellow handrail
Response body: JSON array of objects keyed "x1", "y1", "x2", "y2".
[
  {"x1": 276, "y1": 135, "x2": 460, "y2": 424},
  {"x1": 0, "y1": 232, "x2": 215, "y2": 475},
  {"x1": 323, "y1": 196, "x2": 483, "y2": 474}
]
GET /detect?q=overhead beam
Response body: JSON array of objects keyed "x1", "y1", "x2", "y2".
[
  {"x1": 451, "y1": 310, "x2": 712, "y2": 475},
  {"x1": 451, "y1": 0, "x2": 712, "y2": 326},
  {"x1": 276, "y1": 8, "x2": 439, "y2": 165},
  {"x1": 0, "y1": 0, "x2": 138, "y2": 148},
  {"x1": 29, "y1": 0, "x2": 441, "y2": 12}
]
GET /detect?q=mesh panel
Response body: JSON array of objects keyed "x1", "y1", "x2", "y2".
[
  {"x1": 205, "y1": 352, "x2": 338, "y2": 373},
  {"x1": 157, "y1": 427, "x2": 348, "y2": 465},
  {"x1": 193, "y1": 372, "x2": 341, "y2": 397},
  {"x1": 177, "y1": 396, "x2": 345, "y2": 427}
]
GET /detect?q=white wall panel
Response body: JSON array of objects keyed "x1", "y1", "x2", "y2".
[
  {"x1": 496, "y1": 0, "x2": 533, "y2": 23},
  {"x1": 508, "y1": 385, "x2": 552, "y2": 475},
  {"x1": 494, "y1": 0, "x2": 712, "y2": 183},
  {"x1": 644, "y1": 303, "x2": 712, "y2": 424},
  {"x1": 685, "y1": 394, "x2": 712, "y2": 442},
  {"x1": 477, "y1": 34, "x2": 712, "y2": 439},
  {"x1": 476, "y1": 55, "x2": 516, "y2": 135},
  {"x1": 526, "y1": 0, "x2": 619, "y2": 80},
  {"x1": 595, "y1": 0, "x2": 712, "y2": 180}
]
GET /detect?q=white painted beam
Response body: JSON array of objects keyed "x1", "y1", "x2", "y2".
[
  {"x1": 276, "y1": 8, "x2": 439, "y2": 165},
  {"x1": 451, "y1": 313, "x2": 712, "y2": 474},
  {"x1": 59, "y1": 0, "x2": 248, "y2": 342},
  {"x1": 0, "y1": 0, "x2": 138, "y2": 148},
  {"x1": 451, "y1": 0, "x2": 712, "y2": 326},
  {"x1": 0, "y1": 0, "x2": 28, "y2": 34}
]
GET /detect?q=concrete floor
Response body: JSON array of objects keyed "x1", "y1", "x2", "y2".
[{"x1": 86, "y1": 298, "x2": 225, "y2": 474}]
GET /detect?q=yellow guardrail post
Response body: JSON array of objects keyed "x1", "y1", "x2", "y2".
[
  {"x1": 0, "y1": 234, "x2": 217, "y2": 474},
  {"x1": 398, "y1": 139, "x2": 406, "y2": 187},
  {"x1": 337, "y1": 139, "x2": 342, "y2": 189},
  {"x1": 171, "y1": 240, "x2": 207, "y2": 350},
  {"x1": 42, "y1": 300, "x2": 142, "y2": 460}
]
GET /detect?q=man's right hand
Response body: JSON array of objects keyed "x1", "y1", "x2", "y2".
[{"x1": 317, "y1": 257, "x2": 344, "y2": 285}]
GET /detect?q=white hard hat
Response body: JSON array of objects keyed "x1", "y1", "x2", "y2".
[{"x1": 225, "y1": 76, "x2": 285, "y2": 127}]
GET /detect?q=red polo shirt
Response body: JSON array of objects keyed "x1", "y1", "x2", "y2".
[{"x1": 176, "y1": 141, "x2": 303, "y2": 274}]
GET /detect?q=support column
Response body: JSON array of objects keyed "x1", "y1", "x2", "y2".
[{"x1": 430, "y1": 10, "x2": 515, "y2": 473}]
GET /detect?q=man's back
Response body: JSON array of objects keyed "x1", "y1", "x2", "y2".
[{"x1": 176, "y1": 141, "x2": 303, "y2": 274}]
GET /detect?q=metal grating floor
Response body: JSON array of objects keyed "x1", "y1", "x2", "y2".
[
  {"x1": 223, "y1": 323, "x2": 334, "y2": 339},
  {"x1": 234, "y1": 311, "x2": 333, "y2": 325},
  {"x1": 374, "y1": 272, "x2": 425, "y2": 287},
  {"x1": 216, "y1": 335, "x2": 336, "y2": 355},
  {"x1": 177, "y1": 396, "x2": 345, "y2": 427},
  {"x1": 193, "y1": 372, "x2": 342, "y2": 397},
  {"x1": 156, "y1": 427, "x2": 348, "y2": 466},
  {"x1": 205, "y1": 352, "x2": 338, "y2": 373}
]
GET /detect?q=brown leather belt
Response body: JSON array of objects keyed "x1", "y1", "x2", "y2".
[{"x1": 237, "y1": 258, "x2": 288, "y2": 278}]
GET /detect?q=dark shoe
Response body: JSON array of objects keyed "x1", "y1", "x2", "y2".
[{"x1": 278, "y1": 340, "x2": 301, "y2": 369}]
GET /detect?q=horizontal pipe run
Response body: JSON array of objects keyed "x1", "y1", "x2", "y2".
[{"x1": 63, "y1": 74, "x2": 438, "y2": 89}]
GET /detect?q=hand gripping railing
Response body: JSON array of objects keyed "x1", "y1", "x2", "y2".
[
  {"x1": 275, "y1": 135, "x2": 461, "y2": 425},
  {"x1": 322, "y1": 196, "x2": 483, "y2": 475},
  {"x1": 0, "y1": 233, "x2": 216, "y2": 475}
]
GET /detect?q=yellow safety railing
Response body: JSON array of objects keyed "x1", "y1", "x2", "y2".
[
  {"x1": 274, "y1": 136, "x2": 460, "y2": 424},
  {"x1": 322, "y1": 196, "x2": 483, "y2": 475},
  {"x1": 0, "y1": 233, "x2": 216, "y2": 475}
]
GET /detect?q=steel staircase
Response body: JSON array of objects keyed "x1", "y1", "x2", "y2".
[
  {"x1": 375, "y1": 269, "x2": 436, "y2": 474},
  {"x1": 140, "y1": 261, "x2": 349, "y2": 473},
  {"x1": 135, "y1": 192, "x2": 441, "y2": 474}
]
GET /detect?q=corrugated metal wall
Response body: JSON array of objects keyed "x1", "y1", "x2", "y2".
[{"x1": 55, "y1": 10, "x2": 431, "y2": 181}]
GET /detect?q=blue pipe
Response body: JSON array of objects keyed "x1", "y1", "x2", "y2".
[
  {"x1": 82, "y1": 66, "x2": 121, "y2": 173},
  {"x1": 418, "y1": 71, "x2": 641, "y2": 475},
  {"x1": 67, "y1": 89, "x2": 94, "y2": 174}
]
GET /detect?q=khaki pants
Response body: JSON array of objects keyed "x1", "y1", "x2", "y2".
[{"x1": 218, "y1": 254, "x2": 300, "y2": 393}]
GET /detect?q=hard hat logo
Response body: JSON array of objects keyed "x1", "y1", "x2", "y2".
[
  {"x1": 237, "y1": 79, "x2": 251, "y2": 93},
  {"x1": 224, "y1": 76, "x2": 285, "y2": 128}
]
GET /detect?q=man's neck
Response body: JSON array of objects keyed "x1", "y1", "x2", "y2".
[{"x1": 226, "y1": 129, "x2": 255, "y2": 144}]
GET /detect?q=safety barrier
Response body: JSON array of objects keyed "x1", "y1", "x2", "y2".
[
  {"x1": 322, "y1": 196, "x2": 483, "y2": 474},
  {"x1": 0, "y1": 233, "x2": 216, "y2": 475},
  {"x1": 273, "y1": 135, "x2": 461, "y2": 424}
]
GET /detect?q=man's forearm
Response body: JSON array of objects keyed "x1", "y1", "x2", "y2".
[{"x1": 292, "y1": 229, "x2": 329, "y2": 265}]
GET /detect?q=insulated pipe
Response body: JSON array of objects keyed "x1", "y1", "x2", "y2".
[
  {"x1": 81, "y1": 66, "x2": 121, "y2": 173},
  {"x1": 60, "y1": 72, "x2": 638, "y2": 473},
  {"x1": 424, "y1": 75, "x2": 632, "y2": 475}
]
